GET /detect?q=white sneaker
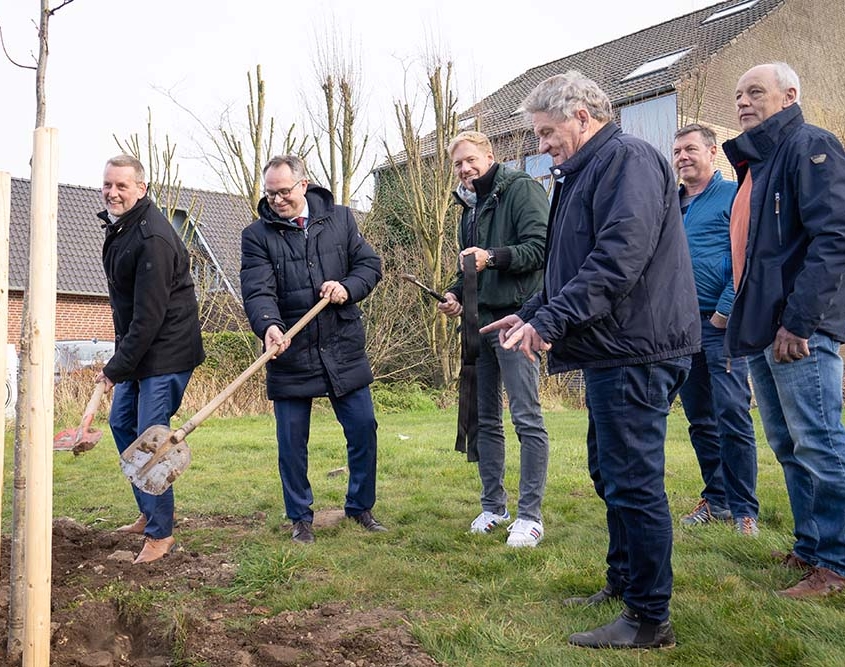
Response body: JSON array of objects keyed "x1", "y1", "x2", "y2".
[
  {"x1": 470, "y1": 510, "x2": 511, "y2": 534},
  {"x1": 506, "y1": 518, "x2": 544, "y2": 547}
]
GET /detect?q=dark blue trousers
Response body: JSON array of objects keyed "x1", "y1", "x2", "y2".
[
  {"x1": 273, "y1": 385, "x2": 378, "y2": 523},
  {"x1": 109, "y1": 371, "x2": 192, "y2": 539},
  {"x1": 584, "y1": 357, "x2": 690, "y2": 623}
]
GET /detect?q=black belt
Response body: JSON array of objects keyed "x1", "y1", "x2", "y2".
[{"x1": 700, "y1": 311, "x2": 715, "y2": 319}]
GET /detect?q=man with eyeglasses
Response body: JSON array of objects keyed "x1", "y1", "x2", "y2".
[{"x1": 240, "y1": 155, "x2": 384, "y2": 545}]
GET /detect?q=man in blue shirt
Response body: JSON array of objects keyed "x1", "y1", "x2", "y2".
[{"x1": 672, "y1": 124, "x2": 759, "y2": 537}]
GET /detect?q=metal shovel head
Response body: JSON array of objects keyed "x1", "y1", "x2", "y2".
[
  {"x1": 54, "y1": 426, "x2": 103, "y2": 452},
  {"x1": 119, "y1": 425, "x2": 191, "y2": 496}
]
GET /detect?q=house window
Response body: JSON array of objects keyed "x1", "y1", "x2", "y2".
[
  {"x1": 702, "y1": 0, "x2": 758, "y2": 24},
  {"x1": 622, "y1": 49, "x2": 693, "y2": 81},
  {"x1": 524, "y1": 153, "x2": 554, "y2": 194},
  {"x1": 620, "y1": 94, "x2": 678, "y2": 165}
]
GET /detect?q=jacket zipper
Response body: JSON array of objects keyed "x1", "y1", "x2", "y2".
[{"x1": 775, "y1": 192, "x2": 782, "y2": 246}]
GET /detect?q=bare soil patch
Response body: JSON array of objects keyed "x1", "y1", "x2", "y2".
[{"x1": 0, "y1": 514, "x2": 439, "y2": 667}]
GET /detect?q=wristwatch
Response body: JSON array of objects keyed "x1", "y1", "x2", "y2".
[{"x1": 485, "y1": 248, "x2": 496, "y2": 268}]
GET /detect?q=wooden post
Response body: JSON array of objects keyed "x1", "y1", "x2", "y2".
[
  {"x1": 22, "y1": 128, "x2": 58, "y2": 667},
  {"x1": 0, "y1": 171, "x2": 10, "y2": 542}
]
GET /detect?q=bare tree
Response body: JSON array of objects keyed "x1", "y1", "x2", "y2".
[
  {"x1": 381, "y1": 55, "x2": 460, "y2": 386},
  {"x1": 307, "y1": 26, "x2": 372, "y2": 206},
  {"x1": 1, "y1": 0, "x2": 75, "y2": 661},
  {"x1": 158, "y1": 66, "x2": 309, "y2": 219}
]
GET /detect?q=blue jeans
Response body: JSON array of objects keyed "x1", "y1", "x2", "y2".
[
  {"x1": 273, "y1": 385, "x2": 378, "y2": 523},
  {"x1": 109, "y1": 371, "x2": 193, "y2": 539},
  {"x1": 476, "y1": 331, "x2": 549, "y2": 523},
  {"x1": 748, "y1": 333, "x2": 845, "y2": 576},
  {"x1": 584, "y1": 357, "x2": 690, "y2": 624},
  {"x1": 679, "y1": 317, "x2": 759, "y2": 518}
]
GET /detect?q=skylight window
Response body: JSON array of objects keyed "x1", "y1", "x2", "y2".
[
  {"x1": 702, "y1": 0, "x2": 758, "y2": 24},
  {"x1": 622, "y1": 48, "x2": 693, "y2": 81}
]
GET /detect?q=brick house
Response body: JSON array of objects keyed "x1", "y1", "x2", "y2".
[
  {"x1": 6, "y1": 178, "x2": 251, "y2": 347},
  {"x1": 452, "y1": 0, "x2": 844, "y2": 182}
]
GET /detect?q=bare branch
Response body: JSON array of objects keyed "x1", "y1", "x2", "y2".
[
  {"x1": 0, "y1": 26, "x2": 36, "y2": 69},
  {"x1": 47, "y1": 0, "x2": 76, "y2": 16}
]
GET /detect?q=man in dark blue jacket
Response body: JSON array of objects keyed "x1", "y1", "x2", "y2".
[
  {"x1": 724, "y1": 62, "x2": 845, "y2": 598},
  {"x1": 484, "y1": 71, "x2": 699, "y2": 649},
  {"x1": 96, "y1": 154, "x2": 205, "y2": 564},
  {"x1": 240, "y1": 155, "x2": 384, "y2": 545},
  {"x1": 672, "y1": 124, "x2": 759, "y2": 537}
]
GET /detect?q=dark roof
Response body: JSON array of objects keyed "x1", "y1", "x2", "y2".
[
  {"x1": 460, "y1": 0, "x2": 786, "y2": 139},
  {"x1": 8, "y1": 178, "x2": 251, "y2": 296}
]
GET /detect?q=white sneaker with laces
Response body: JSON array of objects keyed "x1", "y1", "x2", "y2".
[
  {"x1": 506, "y1": 518, "x2": 544, "y2": 547},
  {"x1": 470, "y1": 510, "x2": 511, "y2": 534}
]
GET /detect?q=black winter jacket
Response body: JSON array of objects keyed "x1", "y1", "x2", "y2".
[
  {"x1": 519, "y1": 123, "x2": 700, "y2": 373},
  {"x1": 722, "y1": 105, "x2": 845, "y2": 355},
  {"x1": 240, "y1": 184, "x2": 382, "y2": 399},
  {"x1": 448, "y1": 164, "x2": 548, "y2": 326},
  {"x1": 98, "y1": 196, "x2": 205, "y2": 383}
]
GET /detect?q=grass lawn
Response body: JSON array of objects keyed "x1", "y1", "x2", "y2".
[{"x1": 6, "y1": 403, "x2": 845, "y2": 666}]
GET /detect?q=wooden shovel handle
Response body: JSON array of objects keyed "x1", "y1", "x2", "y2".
[
  {"x1": 80, "y1": 381, "x2": 107, "y2": 425},
  {"x1": 171, "y1": 297, "x2": 331, "y2": 443}
]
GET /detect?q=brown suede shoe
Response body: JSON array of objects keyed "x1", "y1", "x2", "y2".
[
  {"x1": 133, "y1": 536, "x2": 176, "y2": 564},
  {"x1": 777, "y1": 566, "x2": 845, "y2": 598},
  {"x1": 772, "y1": 549, "x2": 812, "y2": 571},
  {"x1": 116, "y1": 514, "x2": 147, "y2": 534}
]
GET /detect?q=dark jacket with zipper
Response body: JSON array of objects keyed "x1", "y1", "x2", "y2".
[
  {"x1": 518, "y1": 122, "x2": 700, "y2": 373},
  {"x1": 240, "y1": 184, "x2": 382, "y2": 400},
  {"x1": 98, "y1": 196, "x2": 205, "y2": 383},
  {"x1": 447, "y1": 164, "x2": 548, "y2": 326},
  {"x1": 722, "y1": 104, "x2": 845, "y2": 356}
]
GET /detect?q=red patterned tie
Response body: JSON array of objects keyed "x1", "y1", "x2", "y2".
[{"x1": 293, "y1": 216, "x2": 306, "y2": 228}]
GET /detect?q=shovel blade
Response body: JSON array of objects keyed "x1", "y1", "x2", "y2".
[{"x1": 120, "y1": 425, "x2": 191, "y2": 496}]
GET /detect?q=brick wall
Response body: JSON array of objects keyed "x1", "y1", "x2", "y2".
[
  {"x1": 7, "y1": 291, "x2": 114, "y2": 348},
  {"x1": 677, "y1": 0, "x2": 845, "y2": 177}
]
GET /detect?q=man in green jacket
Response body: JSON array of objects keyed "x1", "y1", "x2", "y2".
[{"x1": 439, "y1": 131, "x2": 550, "y2": 547}]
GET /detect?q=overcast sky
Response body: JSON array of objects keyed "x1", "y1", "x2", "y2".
[{"x1": 0, "y1": 0, "x2": 723, "y2": 196}]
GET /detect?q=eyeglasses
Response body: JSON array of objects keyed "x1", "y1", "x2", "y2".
[{"x1": 264, "y1": 181, "x2": 303, "y2": 201}]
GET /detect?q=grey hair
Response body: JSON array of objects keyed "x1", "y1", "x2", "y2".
[
  {"x1": 521, "y1": 70, "x2": 613, "y2": 122},
  {"x1": 105, "y1": 154, "x2": 145, "y2": 183},
  {"x1": 263, "y1": 154, "x2": 309, "y2": 180},
  {"x1": 767, "y1": 62, "x2": 801, "y2": 104}
]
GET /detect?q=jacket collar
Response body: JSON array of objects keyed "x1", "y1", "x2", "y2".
[
  {"x1": 723, "y1": 104, "x2": 804, "y2": 167},
  {"x1": 550, "y1": 122, "x2": 620, "y2": 178},
  {"x1": 97, "y1": 195, "x2": 151, "y2": 231},
  {"x1": 259, "y1": 183, "x2": 336, "y2": 228}
]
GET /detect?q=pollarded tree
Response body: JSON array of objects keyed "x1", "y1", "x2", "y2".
[
  {"x1": 380, "y1": 55, "x2": 461, "y2": 386},
  {"x1": 307, "y1": 25, "x2": 372, "y2": 206}
]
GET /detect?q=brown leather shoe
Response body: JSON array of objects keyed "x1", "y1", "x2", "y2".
[
  {"x1": 116, "y1": 514, "x2": 147, "y2": 534},
  {"x1": 772, "y1": 549, "x2": 812, "y2": 571},
  {"x1": 133, "y1": 536, "x2": 176, "y2": 564},
  {"x1": 777, "y1": 566, "x2": 845, "y2": 598}
]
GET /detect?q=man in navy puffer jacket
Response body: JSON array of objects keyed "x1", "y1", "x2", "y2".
[{"x1": 241, "y1": 155, "x2": 384, "y2": 546}]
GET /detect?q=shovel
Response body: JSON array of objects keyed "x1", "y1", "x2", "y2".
[
  {"x1": 53, "y1": 381, "x2": 107, "y2": 453},
  {"x1": 120, "y1": 297, "x2": 331, "y2": 495},
  {"x1": 400, "y1": 273, "x2": 447, "y2": 303}
]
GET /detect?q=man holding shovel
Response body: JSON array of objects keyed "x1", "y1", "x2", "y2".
[
  {"x1": 439, "y1": 131, "x2": 550, "y2": 547},
  {"x1": 95, "y1": 155, "x2": 205, "y2": 564},
  {"x1": 240, "y1": 155, "x2": 384, "y2": 545}
]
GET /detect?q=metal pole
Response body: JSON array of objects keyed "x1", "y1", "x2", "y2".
[{"x1": 0, "y1": 171, "x2": 10, "y2": 541}]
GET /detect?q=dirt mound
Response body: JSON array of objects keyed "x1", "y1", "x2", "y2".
[{"x1": 0, "y1": 515, "x2": 439, "y2": 667}]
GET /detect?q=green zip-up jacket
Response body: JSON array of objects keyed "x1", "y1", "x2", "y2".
[{"x1": 448, "y1": 164, "x2": 549, "y2": 326}]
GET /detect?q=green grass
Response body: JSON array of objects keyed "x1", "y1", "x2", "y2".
[{"x1": 6, "y1": 403, "x2": 845, "y2": 666}]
